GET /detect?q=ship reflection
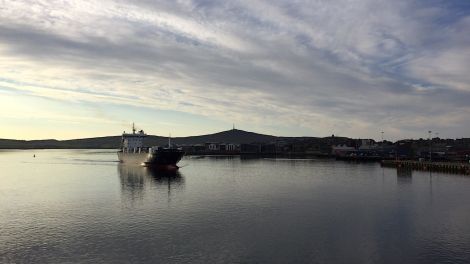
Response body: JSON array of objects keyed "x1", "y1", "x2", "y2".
[{"x1": 118, "y1": 165, "x2": 184, "y2": 201}]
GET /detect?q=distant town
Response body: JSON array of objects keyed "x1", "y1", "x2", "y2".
[
  {"x1": 181, "y1": 135, "x2": 470, "y2": 162},
  {"x1": 1, "y1": 129, "x2": 469, "y2": 162}
]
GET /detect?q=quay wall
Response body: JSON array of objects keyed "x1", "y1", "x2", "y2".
[{"x1": 381, "y1": 160, "x2": 470, "y2": 175}]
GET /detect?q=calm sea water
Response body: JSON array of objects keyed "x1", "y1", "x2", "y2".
[{"x1": 1, "y1": 149, "x2": 470, "y2": 263}]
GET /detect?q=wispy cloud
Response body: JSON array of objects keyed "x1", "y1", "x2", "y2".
[{"x1": 0, "y1": 0, "x2": 469, "y2": 139}]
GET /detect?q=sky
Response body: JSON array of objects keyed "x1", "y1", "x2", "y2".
[{"x1": 0, "y1": 0, "x2": 469, "y2": 140}]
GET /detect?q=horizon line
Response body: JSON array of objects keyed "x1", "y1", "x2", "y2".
[{"x1": 1, "y1": 128, "x2": 467, "y2": 142}]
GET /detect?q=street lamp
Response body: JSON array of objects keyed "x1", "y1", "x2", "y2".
[
  {"x1": 380, "y1": 131, "x2": 384, "y2": 159},
  {"x1": 428, "y1": 130, "x2": 432, "y2": 162}
]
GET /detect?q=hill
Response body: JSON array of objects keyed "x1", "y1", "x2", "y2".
[
  {"x1": 168, "y1": 129, "x2": 277, "y2": 145},
  {"x1": 0, "y1": 129, "x2": 279, "y2": 149}
]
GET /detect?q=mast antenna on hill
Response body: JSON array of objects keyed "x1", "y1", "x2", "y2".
[{"x1": 233, "y1": 123, "x2": 235, "y2": 130}]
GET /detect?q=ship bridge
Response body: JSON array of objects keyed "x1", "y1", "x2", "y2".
[{"x1": 121, "y1": 124, "x2": 147, "y2": 153}]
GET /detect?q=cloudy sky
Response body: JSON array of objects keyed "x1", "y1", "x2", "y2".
[{"x1": 0, "y1": 0, "x2": 469, "y2": 140}]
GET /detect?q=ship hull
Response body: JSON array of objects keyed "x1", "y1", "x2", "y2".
[
  {"x1": 118, "y1": 150, "x2": 184, "y2": 168},
  {"x1": 117, "y1": 152, "x2": 149, "y2": 165}
]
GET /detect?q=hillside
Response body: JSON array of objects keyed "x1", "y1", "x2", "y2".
[
  {"x1": 0, "y1": 129, "x2": 279, "y2": 149},
  {"x1": 169, "y1": 129, "x2": 277, "y2": 145}
]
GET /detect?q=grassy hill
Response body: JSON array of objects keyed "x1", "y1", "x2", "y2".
[
  {"x1": 0, "y1": 129, "x2": 279, "y2": 149},
  {"x1": 168, "y1": 129, "x2": 277, "y2": 145}
]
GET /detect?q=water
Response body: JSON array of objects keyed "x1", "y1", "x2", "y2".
[{"x1": 1, "y1": 149, "x2": 470, "y2": 263}]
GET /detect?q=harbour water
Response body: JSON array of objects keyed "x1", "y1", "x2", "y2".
[{"x1": 1, "y1": 149, "x2": 470, "y2": 263}]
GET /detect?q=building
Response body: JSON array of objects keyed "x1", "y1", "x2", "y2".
[
  {"x1": 205, "y1": 143, "x2": 220, "y2": 151},
  {"x1": 332, "y1": 144, "x2": 355, "y2": 156}
]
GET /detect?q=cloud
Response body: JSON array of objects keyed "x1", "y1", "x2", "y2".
[
  {"x1": 407, "y1": 16, "x2": 470, "y2": 92},
  {"x1": 0, "y1": 0, "x2": 469, "y2": 139}
]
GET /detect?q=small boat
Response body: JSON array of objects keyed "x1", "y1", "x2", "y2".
[{"x1": 117, "y1": 124, "x2": 184, "y2": 170}]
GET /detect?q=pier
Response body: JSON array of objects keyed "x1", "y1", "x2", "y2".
[{"x1": 381, "y1": 160, "x2": 470, "y2": 175}]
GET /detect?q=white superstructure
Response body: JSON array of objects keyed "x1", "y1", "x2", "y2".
[{"x1": 121, "y1": 123, "x2": 147, "y2": 153}]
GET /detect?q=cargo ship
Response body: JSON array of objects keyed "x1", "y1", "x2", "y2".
[{"x1": 117, "y1": 124, "x2": 184, "y2": 169}]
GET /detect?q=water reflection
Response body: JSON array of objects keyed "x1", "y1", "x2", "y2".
[
  {"x1": 118, "y1": 165, "x2": 184, "y2": 201},
  {"x1": 3, "y1": 150, "x2": 470, "y2": 263},
  {"x1": 205, "y1": 155, "x2": 239, "y2": 160},
  {"x1": 397, "y1": 167, "x2": 412, "y2": 184}
]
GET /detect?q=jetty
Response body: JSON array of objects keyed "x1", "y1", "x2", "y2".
[{"x1": 381, "y1": 160, "x2": 470, "y2": 175}]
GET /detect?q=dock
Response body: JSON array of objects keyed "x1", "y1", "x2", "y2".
[{"x1": 381, "y1": 160, "x2": 470, "y2": 175}]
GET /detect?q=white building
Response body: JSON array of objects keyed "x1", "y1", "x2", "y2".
[{"x1": 332, "y1": 144, "x2": 355, "y2": 156}]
